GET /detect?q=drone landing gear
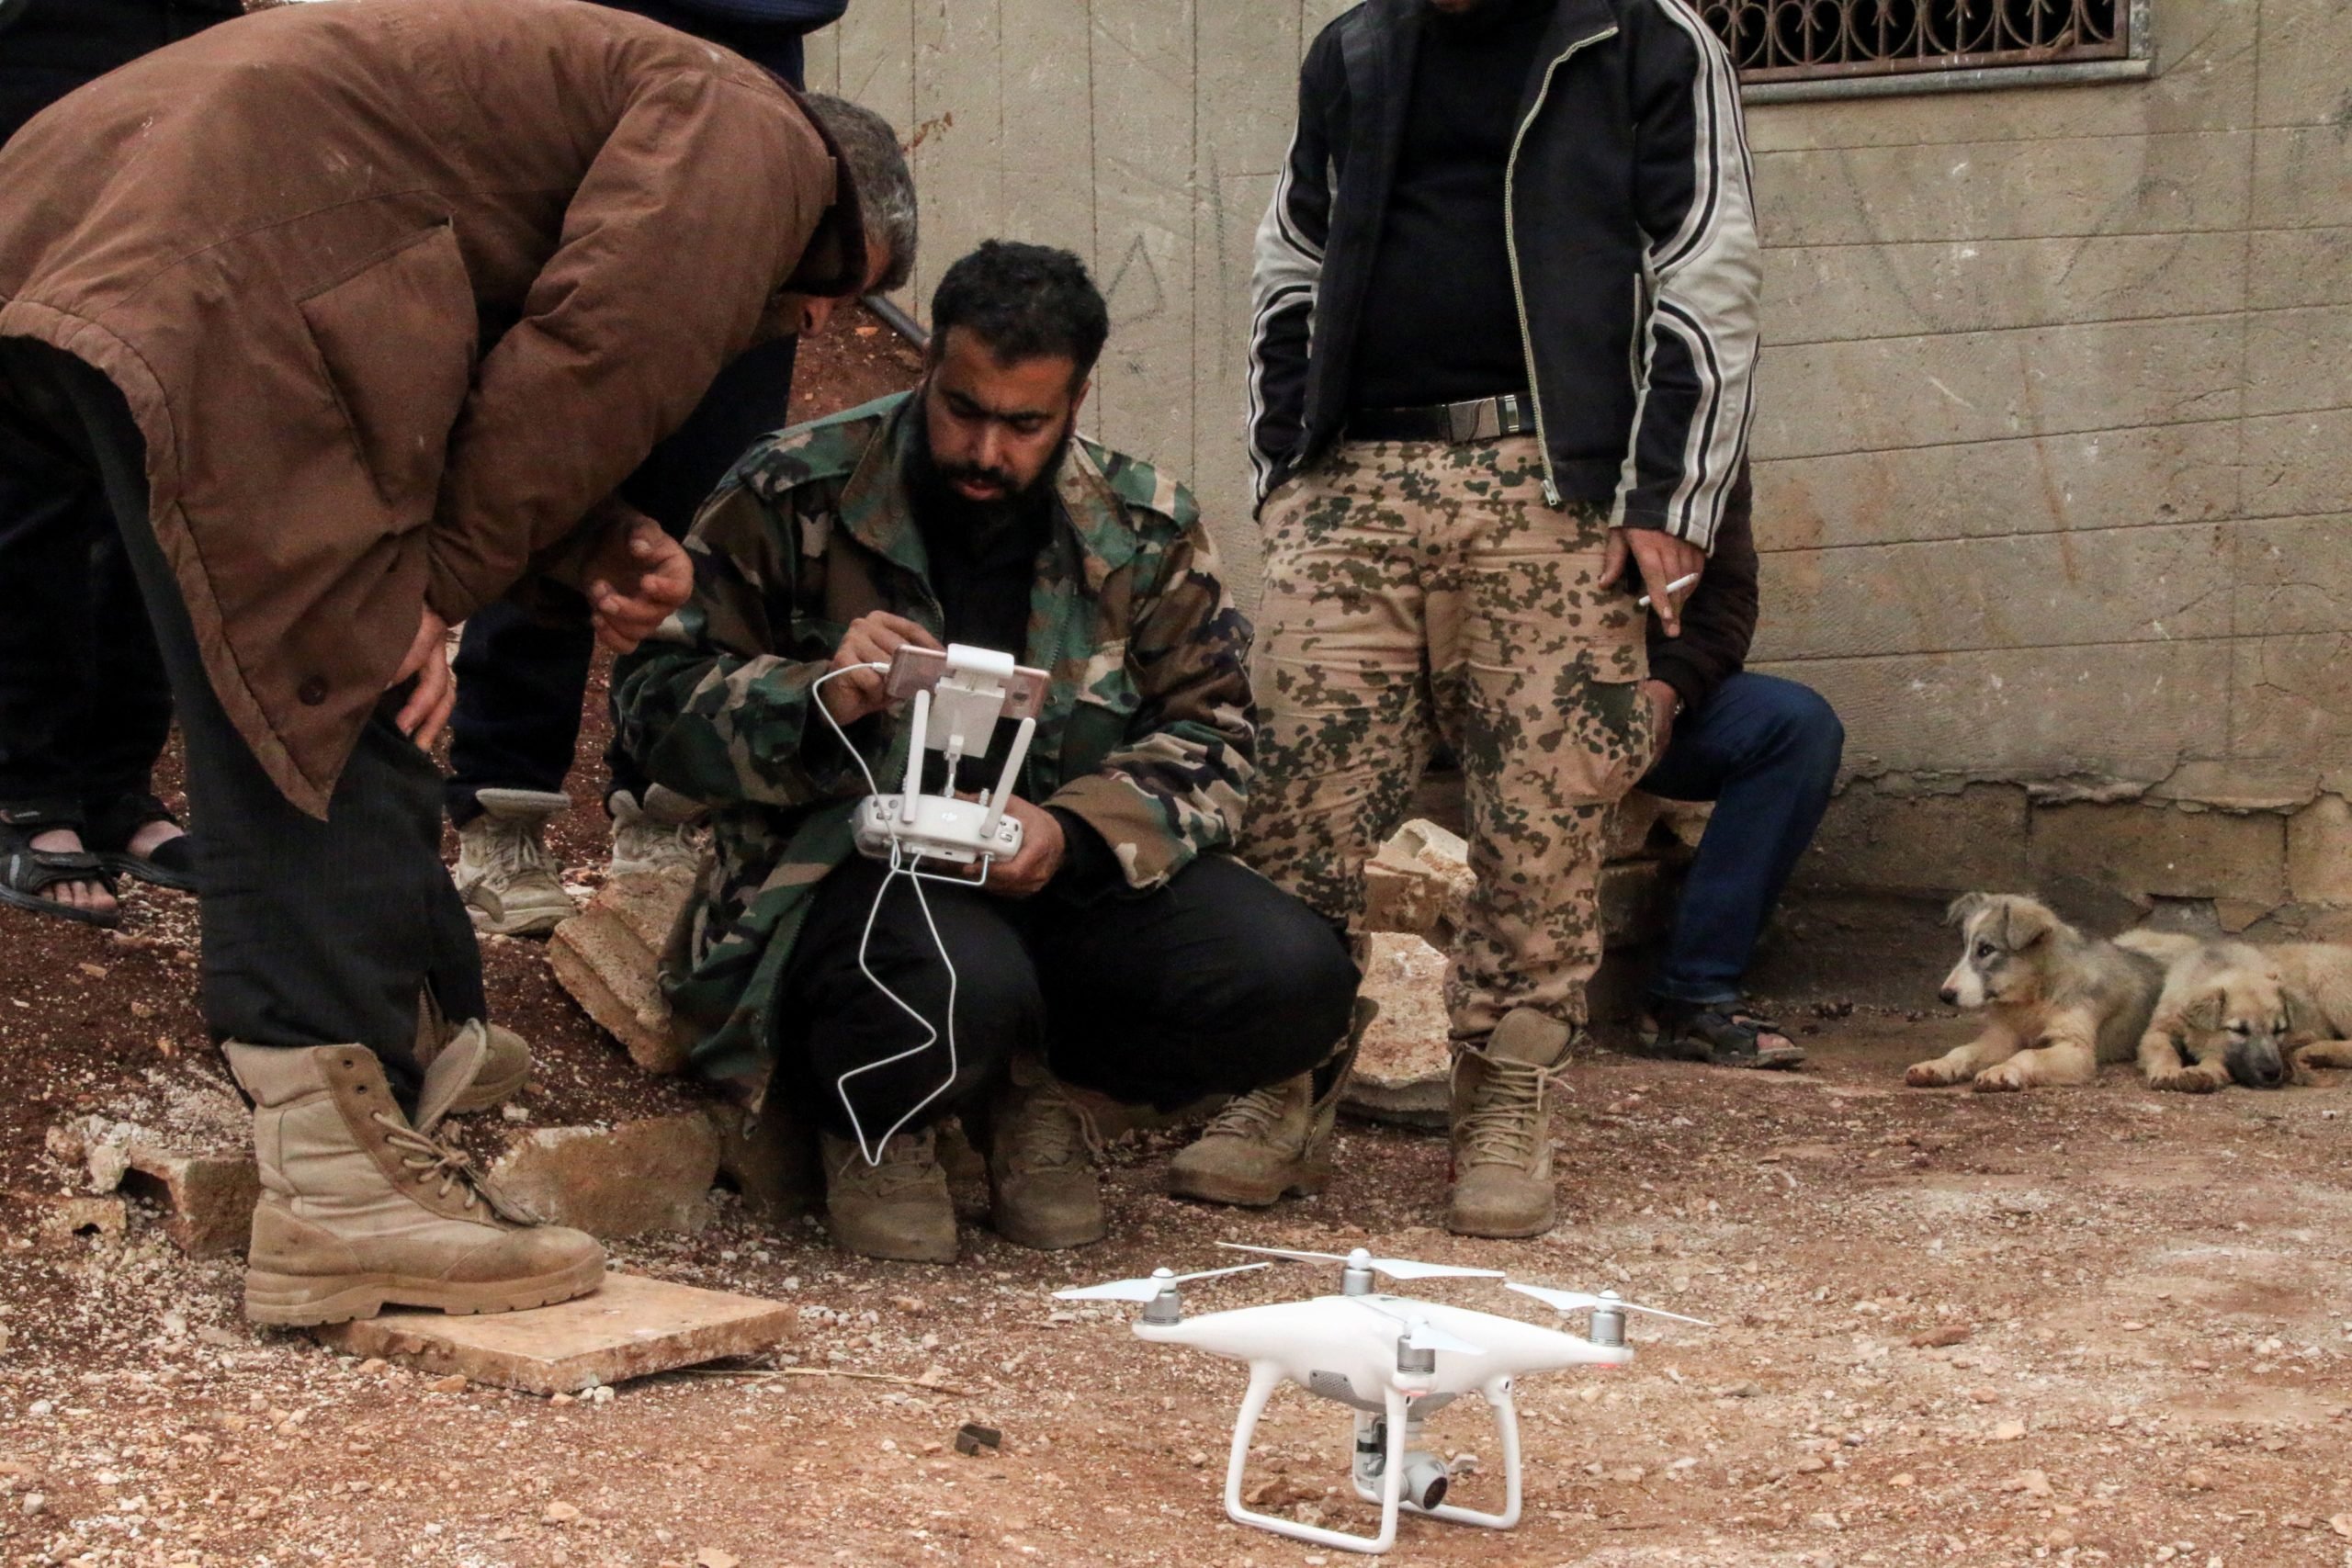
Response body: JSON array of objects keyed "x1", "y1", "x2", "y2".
[
  {"x1": 1351, "y1": 1380, "x2": 1523, "y2": 1534},
  {"x1": 1218, "y1": 1368, "x2": 1524, "y2": 1555}
]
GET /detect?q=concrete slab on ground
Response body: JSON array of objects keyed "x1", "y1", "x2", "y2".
[
  {"x1": 315, "y1": 1272, "x2": 795, "y2": 1395},
  {"x1": 548, "y1": 869, "x2": 695, "y2": 1075}
]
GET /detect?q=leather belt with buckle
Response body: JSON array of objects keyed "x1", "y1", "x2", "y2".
[{"x1": 1348, "y1": 393, "x2": 1537, "y2": 445}]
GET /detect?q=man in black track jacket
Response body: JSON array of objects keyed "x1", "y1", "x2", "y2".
[{"x1": 1171, "y1": 0, "x2": 1760, "y2": 1240}]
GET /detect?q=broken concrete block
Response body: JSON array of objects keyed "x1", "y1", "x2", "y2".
[
  {"x1": 1361, "y1": 818, "x2": 1476, "y2": 940},
  {"x1": 1605, "y1": 792, "x2": 1668, "y2": 861},
  {"x1": 48, "y1": 1113, "x2": 259, "y2": 1258},
  {"x1": 548, "y1": 869, "x2": 695, "y2": 1075},
  {"x1": 316, "y1": 1272, "x2": 795, "y2": 1395},
  {"x1": 1653, "y1": 797, "x2": 1714, "y2": 852},
  {"x1": 706, "y1": 1104, "x2": 819, "y2": 1221},
  {"x1": 121, "y1": 1145, "x2": 259, "y2": 1259},
  {"x1": 44, "y1": 1197, "x2": 126, "y2": 1242},
  {"x1": 488, "y1": 1112, "x2": 719, "y2": 1238},
  {"x1": 1343, "y1": 931, "x2": 1453, "y2": 1128}
]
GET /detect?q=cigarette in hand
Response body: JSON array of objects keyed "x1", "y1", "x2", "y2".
[{"x1": 1636, "y1": 572, "x2": 1702, "y2": 611}]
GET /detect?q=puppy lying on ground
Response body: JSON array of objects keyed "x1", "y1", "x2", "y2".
[
  {"x1": 2258, "y1": 942, "x2": 2352, "y2": 1073},
  {"x1": 1907, "y1": 893, "x2": 2165, "y2": 1092},
  {"x1": 2113, "y1": 932, "x2": 2299, "y2": 1091}
]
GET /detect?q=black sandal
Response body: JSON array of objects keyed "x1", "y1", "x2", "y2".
[
  {"x1": 1634, "y1": 998, "x2": 1806, "y2": 1071},
  {"x1": 0, "y1": 810, "x2": 123, "y2": 930},
  {"x1": 85, "y1": 792, "x2": 199, "y2": 893}
]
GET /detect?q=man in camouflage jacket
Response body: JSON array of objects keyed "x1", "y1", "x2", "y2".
[{"x1": 614, "y1": 242, "x2": 1357, "y2": 1264}]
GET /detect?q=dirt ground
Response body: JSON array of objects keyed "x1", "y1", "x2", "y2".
[{"x1": 6, "y1": 311, "x2": 2352, "y2": 1567}]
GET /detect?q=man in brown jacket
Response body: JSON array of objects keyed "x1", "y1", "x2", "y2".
[{"x1": 0, "y1": 0, "x2": 911, "y2": 1325}]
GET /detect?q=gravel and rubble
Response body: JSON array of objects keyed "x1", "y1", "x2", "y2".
[
  {"x1": 6, "y1": 313, "x2": 2352, "y2": 1563},
  {"x1": 6, "y1": 1007, "x2": 2351, "y2": 1566}
]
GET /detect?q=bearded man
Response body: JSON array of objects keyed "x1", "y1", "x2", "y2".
[{"x1": 614, "y1": 241, "x2": 1358, "y2": 1264}]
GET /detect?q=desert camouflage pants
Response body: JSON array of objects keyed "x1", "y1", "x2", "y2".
[{"x1": 1244, "y1": 436, "x2": 1654, "y2": 1040}]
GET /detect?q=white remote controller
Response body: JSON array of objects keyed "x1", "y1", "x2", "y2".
[
  {"x1": 854, "y1": 793, "x2": 1023, "y2": 866},
  {"x1": 851, "y1": 642, "x2": 1046, "y2": 870}
]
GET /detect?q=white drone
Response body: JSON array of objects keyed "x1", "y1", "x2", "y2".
[{"x1": 1055, "y1": 1242, "x2": 1707, "y2": 1555}]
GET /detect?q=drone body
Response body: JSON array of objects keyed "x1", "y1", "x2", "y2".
[
  {"x1": 1137, "y1": 1292, "x2": 1630, "y2": 1402},
  {"x1": 1056, "y1": 1246, "x2": 1702, "y2": 1556}
]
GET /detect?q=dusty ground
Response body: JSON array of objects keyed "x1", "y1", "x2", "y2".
[
  {"x1": 7, "y1": 310, "x2": 2352, "y2": 1567},
  {"x1": 6, "y1": 1009, "x2": 2352, "y2": 1568}
]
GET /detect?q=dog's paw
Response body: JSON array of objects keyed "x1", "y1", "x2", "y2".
[
  {"x1": 1970, "y1": 1064, "x2": 2029, "y2": 1093},
  {"x1": 1905, "y1": 1061, "x2": 1963, "y2": 1089},
  {"x1": 2149, "y1": 1066, "x2": 2223, "y2": 1095}
]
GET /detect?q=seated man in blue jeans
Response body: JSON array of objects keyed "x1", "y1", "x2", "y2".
[{"x1": 1633, "y1": 466, "x2": 1843, "y2": 1069}]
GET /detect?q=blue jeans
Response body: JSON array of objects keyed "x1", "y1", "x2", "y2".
[{"x1": 1636, "y1": 671, "x2": 1843, "y2": 1008}]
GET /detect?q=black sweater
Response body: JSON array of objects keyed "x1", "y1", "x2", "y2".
[{"x1": 1350, "y1": 0, "x2": 1557, "y2": 409}]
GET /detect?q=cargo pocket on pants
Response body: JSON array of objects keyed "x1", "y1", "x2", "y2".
[{"x1": 1547, "y1": 617, "x2": 1654, "y2": 805}]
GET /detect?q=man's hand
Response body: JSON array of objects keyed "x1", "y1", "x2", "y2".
[
  {"x1": 1641, "y1": 677, "x2": 1680, "y2": 761},
  {"x1": 978, "y1": 795, "x2": 1065, "y2": 898},
  {"x1": 820, "y1": 612, "x2": 943, "y2": 727},
  {"x1": 585, "y1": 512, "x2": 694, "y2": 653},
  {"x1": 390, "y1": 607, "x2": 454, "y2": 750},
  {"x1": 1601, "y1": 525, "x2": 1705, "y2": 637}
]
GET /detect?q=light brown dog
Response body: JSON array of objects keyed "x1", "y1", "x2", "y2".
[
  {"x1": 2114, "y1": 933, "x2": 2299, "y2": 1092},
  {"x1": 2266, "y1": 942, "x2": 2352, "y2": 1073},
  {"x1": 1908, "y1": 894, "x2": 2166, "y2": 1092}
]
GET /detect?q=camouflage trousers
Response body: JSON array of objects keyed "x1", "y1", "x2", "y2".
[{"x1": 1243, "y1": 436, "x2": 1654, "y2": 1040}]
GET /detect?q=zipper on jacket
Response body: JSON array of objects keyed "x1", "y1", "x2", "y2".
[{"x1": 1503, "y1": 23, "x2": 1618, "y2": 509}]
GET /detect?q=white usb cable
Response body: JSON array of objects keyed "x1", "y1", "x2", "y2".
[{"x1": 808, "y1": 661, "x2": 988, "y2": 1166}]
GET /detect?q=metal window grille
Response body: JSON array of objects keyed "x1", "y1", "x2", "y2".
[{"x1": 1700, "y1": 0, "x2": 2131, "y2": 85}]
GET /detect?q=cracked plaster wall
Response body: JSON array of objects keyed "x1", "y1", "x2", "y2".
[{"x1": 805, "y1": 0, "x2": 2350, "y2": 918}]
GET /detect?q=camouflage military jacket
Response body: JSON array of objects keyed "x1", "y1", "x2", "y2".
[{"x1": 611, "y1": 392, "x2": 1255, "y2": 1101}]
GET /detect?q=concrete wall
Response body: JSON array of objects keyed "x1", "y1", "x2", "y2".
[
  {"x1": 806, "y1": 0, "x2": 2352, "y2": 933},
  {"x1": 803, "y1": 0, "x2": 1356, "y2": 608}
]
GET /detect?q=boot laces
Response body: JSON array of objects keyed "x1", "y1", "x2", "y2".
[
  {"x1": 372, "y1": 1113, "x2": 493, "y2": 1212},
  {"x1": 476, "y1": 818, "x2": 558, "y2": 881},
  {"x1": 1453, "y1": 1055, "x2": 1561, "y2": 1169},
  {"x1": 835, "y1": 1132, "x2": 940, "y2": 1197},
  {"x1": 1011, "y1": 1081, "x2": 1102, "y2": 1171},
  {"x1": 1202, "y1": 1081, "x2": 1290, "y2": 1142},
  {"x1": 613, "y1": 815, "x2": 703, "y2": 874}
]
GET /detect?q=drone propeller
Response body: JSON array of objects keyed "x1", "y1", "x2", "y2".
[
  {"x1": 1506, "y1": 1281, "x2": 1713, "y2": 1327},
  {"x1": 1053, "y1": 1261, "x2": 1269, "y2": 1303},
  {"x1": 1350, "y1": 1297, "x2": 1487, "y2": 1356},
  {"x1": 1216, "y1": 1242, "x2": 1506, "y2": 1282}
]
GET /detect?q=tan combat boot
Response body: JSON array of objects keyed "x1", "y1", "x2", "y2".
[
  {"x1": 607, "y1": 785, "x2": 709, "y2": 879},
  {"x1": 225, "y1": 1032, "x2": 605, "y2": 1325},
  {"x1": 818, "y1": 1127, "x2": 957, "y2": 1264},
  {"x1": 453, "y1": 788, "x2": 575, "y2": 936},
  {"x1": 1166, "y1": 1001, "x2": 1368, "y2": 1207},
  {"x1": 413, "y1": 991, "x2": 530, "y2": 1114},
  {"x1": 1447, "y1": 1007, "x2": 1573, "y2": 1238},
  {"x1": 984, "y1": 1055, "x2": 1105, "y2": 1250}
]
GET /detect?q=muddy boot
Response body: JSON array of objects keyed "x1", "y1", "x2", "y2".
[
  {"x1": 984, "y1": 1055, "x2": 1105, "y2": 1250},
  {"x1": 818, "y1": 1127, "x2": 957, "y2": 1264},
  {"x1": 1448, "y1": 1007, "x2": 1573, "y2": 1239},
  {"x1": 225, "y1": 1034, "x2": 605, "y2": 1325},
  {"x1": 453, "y1": 788, "x2": 575, "y2": 936},
  {"x1": 413, "y1": 992, "x2": 530, "y2": 1115},
  {"x1": 607, "y1": 785, "x2": 708, "y2": 880},
  {"x1": 1166, "y1": 1001, "x2": 1367, "y2": 1207}
]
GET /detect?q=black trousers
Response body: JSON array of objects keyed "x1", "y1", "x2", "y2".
[
  {"x1": 0, "y1": 390, "x2": 172, "y2": 820},
  {"x1": 445, "y1": 335, "x2": 799, "y2": 825},
  {"x1": 0, "y1": 0, "x2": 232, "y2": 821},
  {"x1": 0, "y1": 340, "x2": 480, "y2": 1104},
  {"x1": 778, "y1": 852, "x2": 1360, "y2": 1138}
]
